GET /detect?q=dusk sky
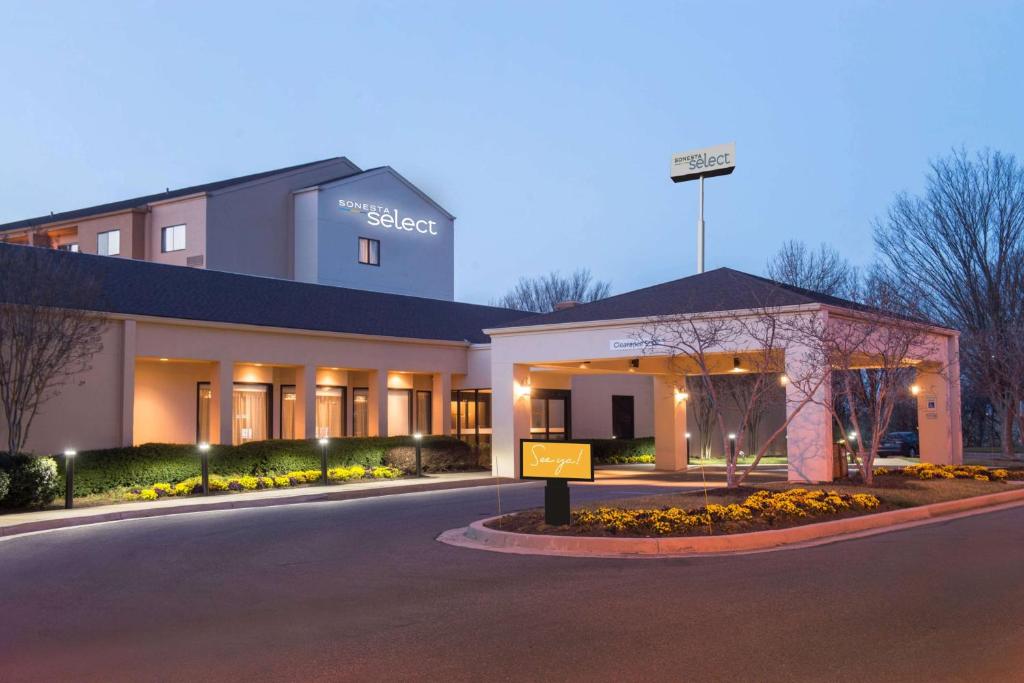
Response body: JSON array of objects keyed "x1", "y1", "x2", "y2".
[{"x1": 2, "y1": 1, "x2": 1021, "y2": 304}]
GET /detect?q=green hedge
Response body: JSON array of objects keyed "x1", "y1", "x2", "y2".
[
  {"x1": 55, "y1": 436, "x2": 473, "y2": 497},
  {"x1": 0, "y1": 454, "x2": 60, "y2": 509},
  {"x1": 574, "y1": 437, "x2": 655, "y2": 463}
]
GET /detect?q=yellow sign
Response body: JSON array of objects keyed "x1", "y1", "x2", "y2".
[{"x1": 519, "y1": 440, "x2": 594, "y2": 481}]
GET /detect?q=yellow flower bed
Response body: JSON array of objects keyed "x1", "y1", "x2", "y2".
[
  {"x1": 124, "y1": 465, "x2": 403, "y2": 501},
  {"x1": 573, "y1": 488, "x2": 881, "y2": 536},
  {"x1": 875, "y1": 464, "x2": 1022, "y2": 481},
  {"x1": 605, "y1": 454, "x2": 656, "y2": 465}
]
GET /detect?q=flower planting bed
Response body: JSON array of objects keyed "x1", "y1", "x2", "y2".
[
  {"x1": 122, "y1": 465, "x2": 404, "y2": 502},
  {"x1": 486, "y1": 465, "x2": 1024, "y2": 539}
]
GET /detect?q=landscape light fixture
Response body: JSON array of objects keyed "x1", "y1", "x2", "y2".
[
  {"x1": 319, "y1": 437, "x2": 329, "y2": 485},
  {"x1": 413, "y1": 432, "x2": 423, "y2": 477},
  {"x1": 63, "y1": 449, "x2": 77, "y2": 510},
  {"x1": 728, "y1": 433, "x2": 737, "y2": 463},
  {"x1": 685, "y1": 432, "x2": 691, "y2": 462},
  {"x1": 198, "y1": 442, "x2": 211, "y2": 495}
]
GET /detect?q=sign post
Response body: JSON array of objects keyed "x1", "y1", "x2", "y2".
[
  {"x1": 520, "y1": 440, "x2": 594, "y2": 526},
  {"x1": 670, "y1": 142, "x2": 736, "y2": 274}
]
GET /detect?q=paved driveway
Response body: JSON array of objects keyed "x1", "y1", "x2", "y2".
[{"x1": 1, "y1": 476, "x2": 1022, "y2": 682}]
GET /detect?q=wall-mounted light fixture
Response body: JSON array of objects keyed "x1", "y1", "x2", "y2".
[
  {"x1": 731, "y1": 357, "x2": 745, "y2": 373},
  {"x1": 780, "y1": 374, "x2": 789, "y2": 386},
  {"x1": 629, "y1": 358, "x2": 640, "y2": 373},
  {"x1": 910, "y1": 384, "x2": 921, "y2": 396},
  {"x1": 578, "y1": 361, "x2": 591, "y2": 369},
  {"x1": 515, "y1": 382, "x2": 532, "y2": 400},
  {"x1": 674, "y1": 388, "x2": 689, "y2": 402}
]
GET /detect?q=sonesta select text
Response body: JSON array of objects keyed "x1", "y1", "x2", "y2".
[{"x1": 674, "y1": 151, "x2": 732, "y2": 172}]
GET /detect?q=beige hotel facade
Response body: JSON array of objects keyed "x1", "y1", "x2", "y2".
[{"x1": 0, "y1": 159, "x2": 963, "y2": 482}]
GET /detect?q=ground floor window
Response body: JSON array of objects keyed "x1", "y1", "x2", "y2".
[
  {"x1": 233, "y1": 383, "x2": 271, "y2": 444},
  {"x1": 317, "y1": 386, "x2": 346, "y2": 438},
  {"x1": 531, "y1": 389, "x2": 571, "y2": 440},
  {"x1": 387, "y1": 389, "x2": 412, "y2": 436},
  {"x1": 197, "y1": 382, "x2": 212, "y2": 443},
  {"x1": 281, "y1": 385, "x2": 296, "y2": 439},
  {"x1": 196, "y1": 382, "x2": 273, "y2": 444},
  {"x1": 415, "y1": 390, "x2": 432, "y2": 434},
  {"x1": 352, "y1": 388, "x2": 369, "y2": 437},
  {"x1": 451, "y1": 389, "x2": 492, "y2": 453}
]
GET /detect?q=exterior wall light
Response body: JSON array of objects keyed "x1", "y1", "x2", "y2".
[
  {"x1": 780, "y1": 374, "x2": 789, "y2": 386},
  {"x1": 515, "y1": 383, "x2": 532, "y2": 399},
  {"x1": 910, "y1": 384, "x2": 921, "y2": 396},
  {"x1": 674, "y1": 389, "x2": 689, "y2": 402},
  {"x1": 629, "y1": 358, "x2": 640, "y2": 373},
  {"x1": 63, "y1": 449, "x2": 77, "y2": 510},
  {"x1": 731, "y1": 357, "x2": 743, "y2": 372},
  {"x1": 159, "y1": 358, "x2": 169, "y2": 362}
]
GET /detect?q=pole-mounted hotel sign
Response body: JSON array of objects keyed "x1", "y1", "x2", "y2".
[{"x1": 670, "y1": 141, "x2": 736, "y2": 275}]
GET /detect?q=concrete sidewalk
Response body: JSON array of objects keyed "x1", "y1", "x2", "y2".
[{"x1": 0, "y1": 471, "x2": 523, "y2": 539}]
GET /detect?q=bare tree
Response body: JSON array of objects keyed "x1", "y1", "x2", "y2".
[
  {"x1": 0, "y1": 246, "x2": 107, "y2": 455},
  {"x1": 493, "y1": 268, "x2": 611, "y2": 313},
  {"x1": 638, "y1": 304, "x2": 828, "y2": 487},
  {"x1": 788, "y1": 275, "x2": 937, "y2": 485},
  {"x1": 874, "y1": 149, "x2": 1024, "y2": 458},
  {"x1": 766, "y1": 240, "x2": 859, "y2": 298}
]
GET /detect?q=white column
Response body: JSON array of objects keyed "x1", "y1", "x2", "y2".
[
  {"x1": 653, "y1": 375, "x2": 687, "y2": 471},
  {"x1": 491, "y1": 362, "x2": 531, "y2": 478},
  {"x1": 368, "y1": 370, "x2": 389, "y2": 437},
  {"x1": 214, "y1": 360, "x2": 234, "y2": 446},
  {"x1": 121, "y1": 319, "x2": 136, "y2": 447},
  {"x1": 432, "y1": 372, "x2": 451, "y2": 435},
  {"x1": 916, "y1": 334, "x2": 963, "y2": 465},
  {"x1": 294, "y1": 364, "x2": 317, "y2": 439},
  {"x1": 785, "y1": 343, "x2": 833, "y2": 483}
]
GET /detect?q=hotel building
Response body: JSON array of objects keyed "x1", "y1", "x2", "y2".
[{"x1": 0, "y1": 159, "x2": 964, "y2": 482}]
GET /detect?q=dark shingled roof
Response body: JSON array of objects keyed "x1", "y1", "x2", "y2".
[
  {"x1": 0, "y1": 157, "x2": 355, "y2": 232},
  {"x1": 492, "y1": 267, "x2": 871, "y2": 329},
  {"x1": 0, "y1": 243, "x2": 525, "y2": 344}
]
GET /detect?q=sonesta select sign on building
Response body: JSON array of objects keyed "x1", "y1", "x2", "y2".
[
  {"x1": 670, "y1": 142, "x2": 737, "y2": 182},
  {"x1": 338, "y1": 199, "x2": 440, "y2": 236}
]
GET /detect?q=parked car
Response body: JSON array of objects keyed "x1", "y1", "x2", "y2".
[{"x1": 877, "y1": 431, "x2": 919, "y2": 456}]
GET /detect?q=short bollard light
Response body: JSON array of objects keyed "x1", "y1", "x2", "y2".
[
  {"x1": 685, "y1": 432, "x2": 691, "y2": 463},
  {"x1": 198, "y1": 442, "x2": 211, "y2": 495},
  {"x1": 728, "y1": 433, "x2": 737, "y2": 463},
  {"x1": 63, "y1": 449, "x2": 77, "y2": 510},
  {"x1": 413, "y1": 432, "x2": 423, "y2": 478},
  {"x1": 319, "y1": 437, "x2": 329, "y2": 485}
]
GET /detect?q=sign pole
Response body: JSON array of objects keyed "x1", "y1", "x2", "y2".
[
  {"x1": 697, "y1": 174, "x2": 705, "y2": 274},
  {"x1": 544, "y1": 479, "x2": 571, "y2": 526}
]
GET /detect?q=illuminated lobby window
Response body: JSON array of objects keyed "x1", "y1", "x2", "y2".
[
  {"x1": 197, "y1": 382, "x2": 212, "y2": 443},
  {"x1": 415, "y1": 390, "x2": 432, "y2": 435},
  {"x1": 451, "y1": 389, "x2": 491, "y2": 451},
  {"x1": 281, "y1": 385, "x2": 296, "y2": 439},
  {"x1": 233, "y1": 383, "x2": 270, "y2": 444},
  {"x1": 352, "y1": 388, "x2": 369, "y2": 437},
  {"x1": 316, "y1": 386, "x2": 346, "y2": 438}
]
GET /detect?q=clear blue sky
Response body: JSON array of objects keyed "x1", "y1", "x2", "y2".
[{"x1": 1, "y1": 1, "x2": 1021, "y2": 304}]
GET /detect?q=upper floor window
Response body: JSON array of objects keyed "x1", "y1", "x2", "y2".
[
  {"x1": 161, "y1": 224, "x2": 186, "y2": 252},
  {"x1": 358, "y1": 237, "x2": 379, "y2": 266},
  {"x1": 97, "y1": 230, "x2": 120, "y2": 256},
  {"x1": 57, "y1": 243, "x2": 79, "y2": 252}
]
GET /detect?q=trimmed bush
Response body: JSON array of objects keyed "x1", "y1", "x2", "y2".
[
  {"x1": 575, "y1": 438, "x2": 655, "y2": 464},
  {"x1": 0, "y1": 454, "x2": 60, "y2": 509},
  {"x1": 56, "y1": 436, "x2": 474, "y2": 497},
  {"x1": 0, "y1": 470, "x2": 9, "y2": 502}
]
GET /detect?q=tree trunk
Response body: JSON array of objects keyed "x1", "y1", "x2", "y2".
[{"x1": 998, "y1": 400, "x2": 1016, "y2": 459}]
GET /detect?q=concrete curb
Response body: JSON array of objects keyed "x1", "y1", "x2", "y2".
[
  {"x1": 439, "y1": 487, "x2": 1024, "y2": 558},
  {"x1": 0, "y1": 476, "x2": 522, "y2": 539}
]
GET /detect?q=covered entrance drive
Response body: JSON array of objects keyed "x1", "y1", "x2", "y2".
[{"x1": 485, "y1": 269, "x2": 964, "y2": 483}]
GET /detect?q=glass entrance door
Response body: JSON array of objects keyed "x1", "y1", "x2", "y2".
[{"x1": 530, "y1": 389, "x2": 572, "y2": 440}]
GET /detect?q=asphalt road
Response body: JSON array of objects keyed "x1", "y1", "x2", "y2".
[{"x1": 1, "y1": 478, "x2": 1022, "y2": 682}]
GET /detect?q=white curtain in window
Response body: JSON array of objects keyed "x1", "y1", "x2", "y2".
[{"x1": 233, "y1": 385, "x2": 268, "y2": 444}]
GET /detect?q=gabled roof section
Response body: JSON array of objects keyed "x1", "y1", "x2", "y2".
[
  {"x1": 298, "y1": 166, "x2": 456, "y2": 221},
  {"x1": 0, "y1": 243, "x2": 525, "y2": 344},
  {"x1": 0, "y1": 157, "x2": 358, "y2": 232},
  {"x1": 491, "y1": 268, "x2": 875, "y2": 330}
]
